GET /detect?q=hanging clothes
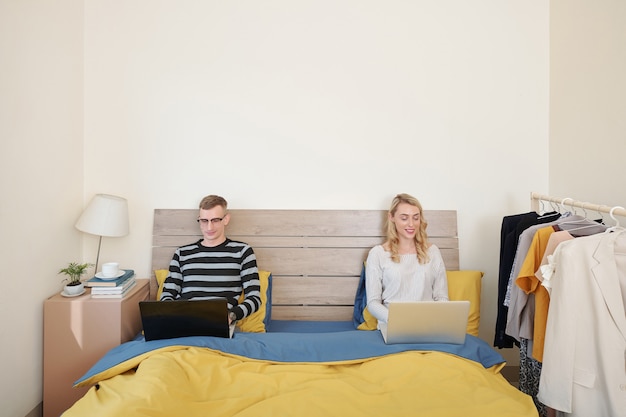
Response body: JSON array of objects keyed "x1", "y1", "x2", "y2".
[
  {"x1": 516, "y1": 219, "x2": 608, "y2": 362},
  {"x1": 505, "y1": 215, "x2": 583, "y2": 343},
  {"x1": 528, "y1": 229, "x2": 574, "y2": 361},
  {"x1": 519, "y1": 338, "x2": 548, "y2": 417},
  {"x1": 496, "y1": 209, "x2": 605, "y2": 417},
  {"x1": 538, "y1": 229, "x2": 626, "y2": 417},
  {"x1": 494, "y1": 211, "x2": 560, "y2": 348},
  {"x1": 508, "y1": 223, "x2": 564, "y2": 417},
  {"x1": 510, "y1": 217, "x2": 607, "y2": 417},
  {"x1": 514, "y1": 225, "x2": 559, "y2": 362}
]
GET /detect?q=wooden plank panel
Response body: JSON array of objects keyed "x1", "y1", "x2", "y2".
[
  {"x1": 149, "y1": 275, "x2": 158, "y2": 300},
  {"x1": 422, "y1": 210, "x2": 458, "y2": 237},
  {"x1": 440, "y1": 249, "x2": 459, "y2": 270},
  {"x1": 153, "y1": 235, "x2": 382, "y2": 249},
  {"x1": 152, "y1": 247, "x2": 177, "y2": 271},
  {"x1": 153, "y1": 235, "x2": 457, "y2": 250},
  {"x1": 152, "y1": 235, "x2": 201, "y2": 247},
  {"x1": 228, "y1": 210, "x2": 388, "y2": 237},
  {"x1": 271, "y1": 306, "x2": 354, "y2": 321},
  {"x1": 154, "y1": 209, "x2": 457, "y2": 238},
  {"x1": 153, "y1": 209, "x2": 197, "y2": 235},
  {"x1": 254, "y1": 247, "x2": 368, "y2": 276},
  {"x1": 152, "y1": 244, "x2": 459, "y2": 277},
  {"x1": 154, "y1": 209, "x2": 388, "y2": 236},
  {"x1": 272, "y1": 276, "x2": 359, "y2": 305}
]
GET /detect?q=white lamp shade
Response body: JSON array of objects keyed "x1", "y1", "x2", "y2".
[{"x1": 75, "y1": 194, "x2": 129, "y2": 237}]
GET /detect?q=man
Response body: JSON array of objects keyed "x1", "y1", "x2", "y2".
[{"x1": 160, "y1": 195, "x2": 261, "y2": 324}]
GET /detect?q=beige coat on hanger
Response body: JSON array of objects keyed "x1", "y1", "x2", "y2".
[{"x1": 538, "y1": 229, "x2": 626, "y2": 416}]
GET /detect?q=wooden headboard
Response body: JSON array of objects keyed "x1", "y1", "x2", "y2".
[{"x1": 151, "y1": 209, "x2": 459, "y2": 321}]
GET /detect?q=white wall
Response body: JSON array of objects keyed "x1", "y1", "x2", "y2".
[
  {"x1": 13, "y1": 1, "x2": 626, "y2": 416},
  {"x1": 82, "y1": 1, "x2": 549, "y2": 370},
  {"x1": 0, "y1": 1, "x2": 84, "y2": 416},
  {"x1": 549, "y1": 0, "x2": 626, "y2": 206}
]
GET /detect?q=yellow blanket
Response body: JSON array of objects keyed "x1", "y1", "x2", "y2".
[{"x1": 64, "y1": 346, "x2": 537, "y2": 417}]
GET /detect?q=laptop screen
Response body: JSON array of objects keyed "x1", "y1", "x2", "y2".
[
  {"x1": 381, "y1": 300, "x2": 470, "y2": 345},
  {"x1": 140, "y1": 299, "x2": 234, "y2": 341}
]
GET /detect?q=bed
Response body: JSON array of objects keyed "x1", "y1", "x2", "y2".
[{"x1": 62, "y1": 209, "x2": 538, "y2": 417}]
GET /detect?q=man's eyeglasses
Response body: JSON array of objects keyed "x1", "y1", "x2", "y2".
[{"x1": 197, "y1": 217, "x2": 224, "y2": 225}]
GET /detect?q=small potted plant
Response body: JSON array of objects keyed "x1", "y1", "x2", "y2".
[{"x1": 59, "y1": 262, "x2": 92, "y2": 296}]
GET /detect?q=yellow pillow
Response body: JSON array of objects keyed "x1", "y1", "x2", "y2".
[
  {"x1": 155, "y1": 269, "x2": 168, "y2": 300},
  {"x1": 446, "y1": 270, "x2": 483, "y2": 337},
  {"x1": 153, "y1": 269, "x2": 272, "y2": 333},
  {"x1": 356, "y1": 307, "x2": 378, "y2": 331},
  {"x1": 237, "y1": 270, "x2": 271, "y2": 333}
]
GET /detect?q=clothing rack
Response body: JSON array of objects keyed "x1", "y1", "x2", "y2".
[
  {"x1": 528, "y1": 191, "x2": 626, "y2": 417},
  {"x1": 528, "y1": 192, "x2": 626, "y2": 417},
  {"x1": 530, "y1": 191, "x2": 626, "y2": 220}
]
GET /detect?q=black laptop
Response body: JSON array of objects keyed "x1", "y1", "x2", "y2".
[{"x1": 139, "y1": 299, "x2": 235, "y2": 341}]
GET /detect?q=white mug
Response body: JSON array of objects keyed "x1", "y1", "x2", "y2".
[{"x1": 101, "y1": 262, "x2": 120, "y2": 277}]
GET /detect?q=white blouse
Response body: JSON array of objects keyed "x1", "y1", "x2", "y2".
[{"x1": 365, "y1": 244, "x2": 448, "y2": 324}]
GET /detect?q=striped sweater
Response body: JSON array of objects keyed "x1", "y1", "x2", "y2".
[{"x1": 159, "y1": 238, "x2": 261, "y2": 320}]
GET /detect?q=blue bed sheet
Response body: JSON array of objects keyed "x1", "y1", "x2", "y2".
[
  {"x1": 267, "y1": 319, "x2": 355, "y2": 332},
  {"x1": 75, "y1": 328, "x2": 505, "y2": 386}
]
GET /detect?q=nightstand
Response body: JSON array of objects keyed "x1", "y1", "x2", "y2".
[{"x1": 43, "y1": 278, "x2": 150, "y2": 417}]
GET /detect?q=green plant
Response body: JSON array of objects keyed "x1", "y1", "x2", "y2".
[{"x1": 58, "y1": 262, "x2": 93, "y2": 286}]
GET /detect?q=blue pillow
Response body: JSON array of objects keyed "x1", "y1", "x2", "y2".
[{"x1": 352, "y1": 263, "x2": 367, "y2": 328}]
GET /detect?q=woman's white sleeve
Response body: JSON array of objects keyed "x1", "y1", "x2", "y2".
[
  {"x1": 365, "y1": 247, "x2": 389, "y2": 322},
  {"x1": 430, "y1": 245, "x2": 449, "y2": 301}
]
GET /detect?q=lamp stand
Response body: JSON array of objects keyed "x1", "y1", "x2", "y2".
[{"x1": 94, "y1": 235, "x2": 103, "y2": 274}]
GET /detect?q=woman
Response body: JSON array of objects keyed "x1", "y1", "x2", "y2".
[{"x1": 365, "y1": 193, "x2": 448, "y2": 324}]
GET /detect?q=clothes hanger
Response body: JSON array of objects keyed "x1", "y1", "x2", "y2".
[
  {"x1": 536, "y1": 199, "x2": 560, "y2": 219},
  {"x1": 559, "y1": 197, "x2": 574, "y2": 215},
  {"x1": 560, "y1": 202, "x2": 608, "y2": 236},
  {"x1": 582, "y1": 202, "x2": 607, "y2": 225},
  {"x1": 608, "y1": 206, "x2": 626, "y2": 254},
  {"x1": 550, "y1": 200, "x2": 560, "y2": 212},
  {"x1": 605, "y1": 206, "x2": 625, "y2": 233},
  {"x1": 538, "y1": 199, "x2": 546, "y2": 215},
  {"x1": 559, "y1": 200, "x2": 589, "y2": 225}
]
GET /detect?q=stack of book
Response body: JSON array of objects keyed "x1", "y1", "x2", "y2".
[{"x1": 85, "y1": 269, "x2": 136, "y2": 298}]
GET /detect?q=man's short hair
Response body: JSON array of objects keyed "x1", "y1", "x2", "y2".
[{"x1": 198, "y1": 195, "x2": 228, "y2": 211}]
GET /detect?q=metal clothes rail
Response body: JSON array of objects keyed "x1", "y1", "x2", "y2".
[{"x1": 530, "y1": 191, "x2": 626, "y2": 220}]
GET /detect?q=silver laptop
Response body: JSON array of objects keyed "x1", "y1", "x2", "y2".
[
  {"x1": 380, "y1": 300, "x2": 470, "y2": 344},
  {"x1": 140, "y1": 299, "x2": 235, "y2": 341}
]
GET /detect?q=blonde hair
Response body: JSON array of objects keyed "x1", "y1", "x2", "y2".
[
  {"x1": 199, "y1": 195, "x2": 228, "y2": 211},
  {"x1": 385, "y1": 193, "x2": 430, "y2": 264}
]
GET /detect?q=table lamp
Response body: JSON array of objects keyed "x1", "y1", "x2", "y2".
[{"x1": 74, "y1": 193, "x2": 129, "y2": 274}]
